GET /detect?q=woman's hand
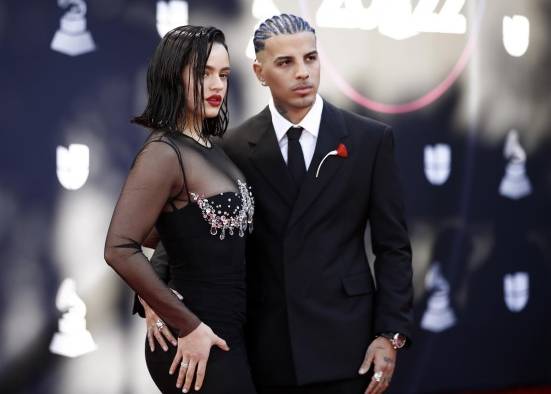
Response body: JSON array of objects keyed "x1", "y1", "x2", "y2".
[
  {"x1": 140, "y1": 290, "x2": 183, "y2": 351},
  {"x1": 169, "y1": 322, "x2": 230, "y2": 393}
]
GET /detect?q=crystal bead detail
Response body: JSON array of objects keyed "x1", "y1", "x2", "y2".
[{"x1": 190, "y1": 180, "x2": 255, "y2": 240}]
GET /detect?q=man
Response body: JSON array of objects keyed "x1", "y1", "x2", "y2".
[{"x1": 139, "y1": 14, "x2": 413, "y2": 394}]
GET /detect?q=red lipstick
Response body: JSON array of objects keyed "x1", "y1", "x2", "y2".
[{"x1": 206, "y1": 94, "x2": 222, "y2": 107}]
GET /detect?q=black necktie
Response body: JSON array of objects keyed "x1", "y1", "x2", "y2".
[{"x1": 286, "y1": 126, "x2": 306, "y2": 187}]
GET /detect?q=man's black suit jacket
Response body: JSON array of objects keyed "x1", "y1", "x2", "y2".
[{"x1": 220, "y1": 100, "x2": 413, "y2": 386}]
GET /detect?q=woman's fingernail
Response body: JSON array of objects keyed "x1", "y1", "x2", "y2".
[
  {"x1": 359, "y1": 368, "x2": 366, "y2": 374},
  {"x1": 172, "y1": 341, "x2": 177, "y2": 346},
  {"x1": 163, "y1": 346, "x2": 168, "y2": 351}
]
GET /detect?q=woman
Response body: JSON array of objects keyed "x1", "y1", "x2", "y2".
[{"x1": 104, "y1": 25, "x2": 256, "y2": 393}]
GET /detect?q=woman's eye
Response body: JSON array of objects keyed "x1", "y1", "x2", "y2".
[{"x1": 220, "y1": 74, "x2": 229, "y2": 79}]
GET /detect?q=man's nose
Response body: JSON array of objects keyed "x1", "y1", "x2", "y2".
[{"x1": 296, "y1": 61, "x2": 309, "y2": 79}]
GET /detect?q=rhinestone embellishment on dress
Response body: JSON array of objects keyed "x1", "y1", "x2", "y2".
[{"x1": 190, "y1": 180, "x2": 254, "y2": 240}]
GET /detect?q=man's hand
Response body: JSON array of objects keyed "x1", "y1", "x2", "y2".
[
  {"x1": 139, "y1": 289, "x2": 183, "y2": 352},
  {"x1": 169, "y1": 322, "x2": 230, "y2": 393},
  {"x1": 359, "y1": 336, "x2": 397, "y2": 394}
]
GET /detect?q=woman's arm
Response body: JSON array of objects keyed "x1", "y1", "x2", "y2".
[
  {"x1": 142, "y1": 227, "x2": 160, "y2": 249},
  {"x1": 104, "y1": 140, "x2": 200, "y2": 337},
  {"x1": 132, "y1": 242, "x2": 171, "y2": 317}
]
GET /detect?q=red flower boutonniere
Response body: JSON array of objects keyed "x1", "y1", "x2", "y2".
[{"x1": 315, "y1": 143, "x2": 348, "y2": 178}]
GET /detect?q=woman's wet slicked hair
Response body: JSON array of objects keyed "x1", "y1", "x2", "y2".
[{"x1": 133, "y1": 25, "x2": 229, "y2": 138}]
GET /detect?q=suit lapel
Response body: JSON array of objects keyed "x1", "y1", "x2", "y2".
[
  {"x1": 288, "y1": 103, "x2": 349, "y2": 229},
  {"x1": 249, "y1": 107, "x2": 295, "y2": 207}
]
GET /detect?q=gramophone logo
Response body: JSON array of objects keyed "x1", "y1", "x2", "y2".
[
  {"x1": 56, "y1": 144, "x2": 89, "y2": 190},
  {"x1": 503, "y1": 272, "x2": 529, "y2": 312},
  {"x1": 420, "y1": 263, "x2": 457, "y2": 333},
  {"x1": 156, "y1": 1, "x2": 189, "y2": 38},
  {"x1": 499, "y1": 129, "x2": 532, "y2": 200},
  {"x1": 50, "y1": 0, "x2": 96, "y2": 56},
  {"x1": 49, "y1": 278, "x2": 97, "y2": 358},
  {"x1": 424, "y1": 144, "x2": 451, "y2": 185},
  {"x1": 503, "y1": 15, "x2": 530, "y2": 57}
]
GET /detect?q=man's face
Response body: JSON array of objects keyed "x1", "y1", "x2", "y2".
[{"x1": 255, "y1": 32, "x2": 320, "y2": 111}]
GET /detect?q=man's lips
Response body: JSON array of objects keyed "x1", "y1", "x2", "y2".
[
  {"x1": 206, "y1": 95, "x2": 222, "y2": 106},
  {"x1": 292, "y1": 85, "x2": 313, "y2": 95}
]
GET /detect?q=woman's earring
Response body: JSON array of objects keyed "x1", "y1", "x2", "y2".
[{"x1": 260, "y1": 79, "x2": 267, "y2": 86}]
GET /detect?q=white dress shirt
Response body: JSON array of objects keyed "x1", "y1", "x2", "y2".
[{"x1": 268, "y1": 94, "x2": 324, "y2": 170}]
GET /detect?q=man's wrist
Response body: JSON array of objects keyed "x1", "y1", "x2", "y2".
[{"x1": 376, "y1": 332, "x2": 407, "y2": 349}]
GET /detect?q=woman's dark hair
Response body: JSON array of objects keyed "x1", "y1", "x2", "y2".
[{"x1": 133, "y1": 25, "x2": 229, "y2": 138}]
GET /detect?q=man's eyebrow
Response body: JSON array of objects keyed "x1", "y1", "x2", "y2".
[
  {"x1": 272, "y1": 51, "x2": 317, "y2": 63},
  {"x1": 273, "y1": 56, "x2": 293, "y2": 63}
]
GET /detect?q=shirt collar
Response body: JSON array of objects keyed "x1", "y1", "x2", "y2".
[{"x1": 268, "y1": 94, "x2": 324, "y2": 142}]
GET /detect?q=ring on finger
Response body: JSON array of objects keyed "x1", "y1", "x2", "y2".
[
  {"x1": 373, "y1": 371, "x2": 384, "y2": 382},
  {"x1": 180, "y1": 362, "x2": 188, "y2": 368},
  {"x1": 155, "y1": 319, "x2": 165, "y2": 330}
]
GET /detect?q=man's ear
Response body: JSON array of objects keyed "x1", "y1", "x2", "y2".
[{"x1": 253, "y1": 60, "x2": 263, "y2": 83}]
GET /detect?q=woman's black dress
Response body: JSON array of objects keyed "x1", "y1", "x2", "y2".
[{"x1": 105, "y1": 131, "x2": 256, "y2": 393}]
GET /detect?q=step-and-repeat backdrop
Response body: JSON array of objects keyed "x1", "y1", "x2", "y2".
[{"x1": 1, "y1": 1, "x2": 550, "y2": 393}]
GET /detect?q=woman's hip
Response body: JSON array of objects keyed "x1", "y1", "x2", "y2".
[{"x1": 145, "y1": 338, "x2": 256, "y2": 393}]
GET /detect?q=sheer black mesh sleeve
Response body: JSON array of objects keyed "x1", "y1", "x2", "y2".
[
  {"x1": 132, "y1": 242, "x2": 171, "y2": 317},
  {"x1": 105, "y1": 138, "x2": 200, "y2": 337}
]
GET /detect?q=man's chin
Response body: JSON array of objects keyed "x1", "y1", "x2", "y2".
[{"x1": 291, "y1": 94, "x2": 317, "y2": 109}]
